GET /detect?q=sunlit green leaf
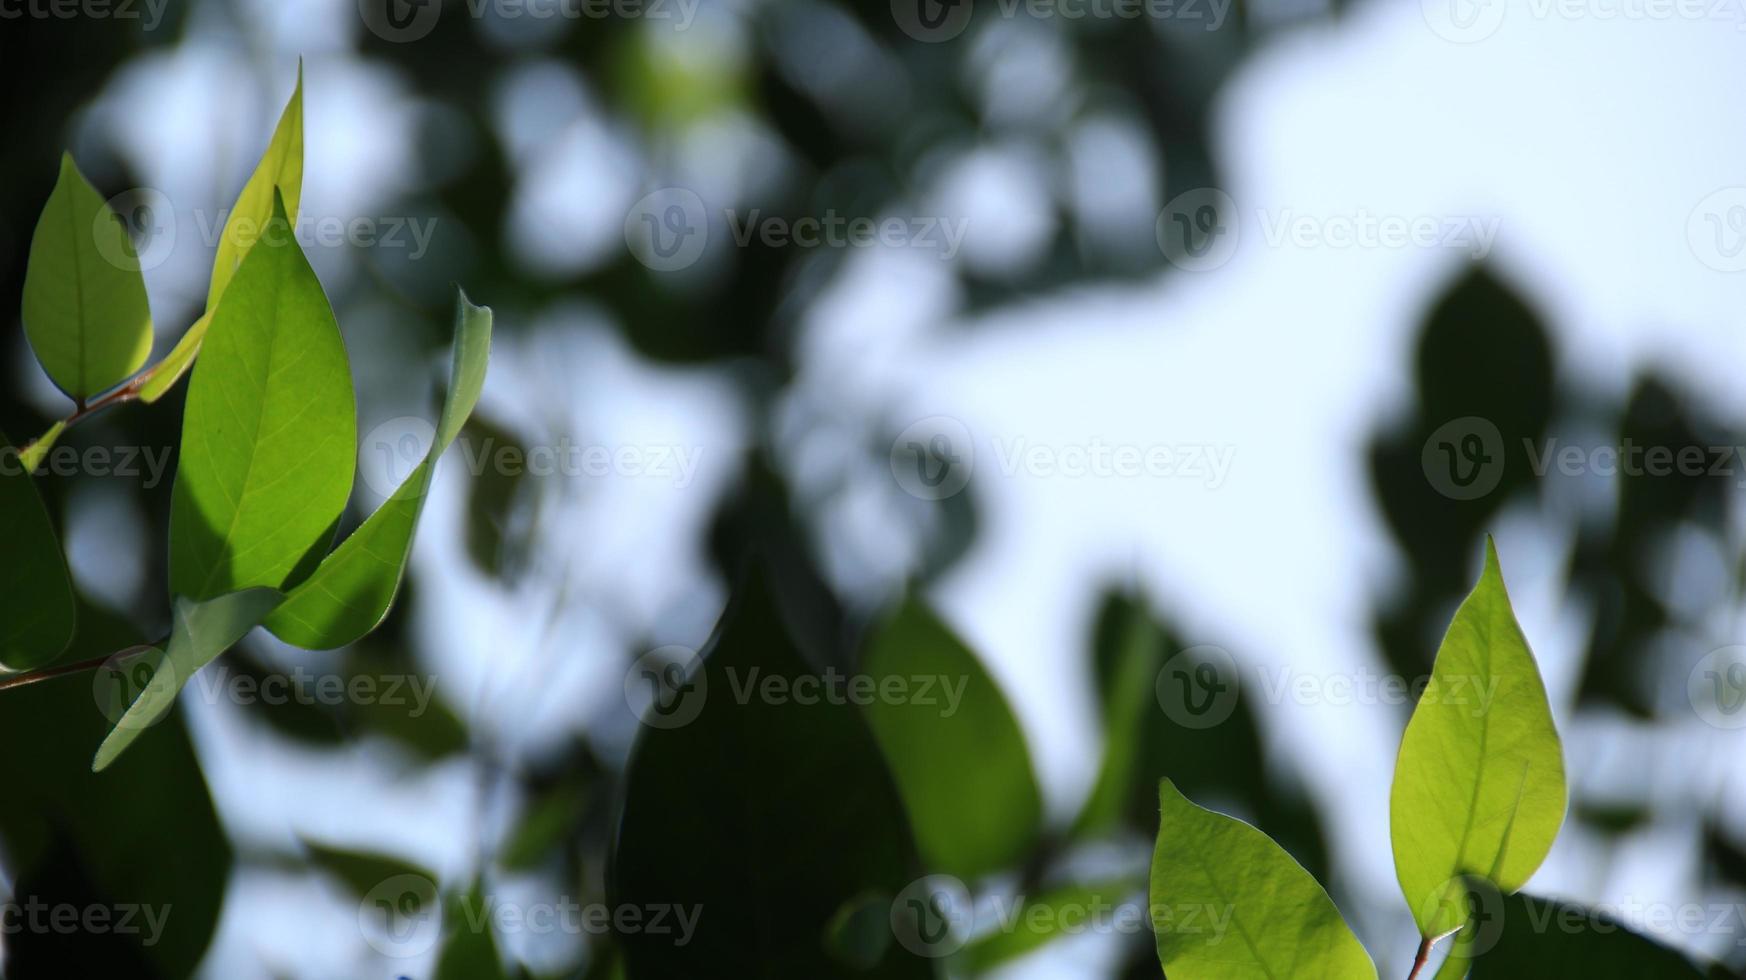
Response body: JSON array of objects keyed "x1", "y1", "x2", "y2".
[
  {"x1": 21, "y1": 154, "x2": 153, "y2": 399},
  {"x1": 1151, "y1": 779, "x2": 1376, "y2": 980},
  {"x1": 208, "y1": 64, "x2": 302, "y2": 310},
  {"x1": 139, "y1": 64, "x2": 301, "y2": 405},
  {"x1": 265, "y1": 291, "x2": 490, "y2": 649},
  {"x1": 93, "y1": 588, "x2": 282, "y2": 771},
  {"x1": 862, "y1": 598, "x2": 1042, "y2": 880},
  {"x1": 1390, "y1": 537, "x2": 1566, "y2": 939},
  {"x1": 0, "y1": 429, "x2": 75, "y2": 670},
  {"x1": 167, "y1": 191, "x2": 355, "y2": 601}
]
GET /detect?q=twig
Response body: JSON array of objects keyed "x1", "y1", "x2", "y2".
[
  {"x1": 0, "y1": 645, "x2": 155, "y2": 694},
  {"x1": 1406, "y1": 936, "x2": 1434, "y2": 980}
]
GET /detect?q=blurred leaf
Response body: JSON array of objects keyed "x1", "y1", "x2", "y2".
[
  {"x1": 18, "y1": 419, "x2": 65, "y2": 471},
  {"x1": 1073, "y1": 591, "x2": 1160, "y2": 838},
  {"x1": 612, "y1": 561, "x2": 932, "y2": 977},
  {"x1": 824, "y1": 890, "x2": 892, "y2": 970},
  {"x1": 1391, "y1": 537, "x2": 1565, "y2": 938},
  {"x1": 0, "y1": 428, "x2": 75, "y2": 670},
  {"x1": 303, "y1": 841, "x2": 438, "y2": 899},
  {"x1": 0, "y1": 601, "x2": 231, "y2": 976},
  {"x1": 266, "y1": 290, "x2": 490, "y2": 648},
  {"x1": 502, "y1": 778, "x2": 590, "y2": 871},
  {"x1": 436, "y1": 886, "x2": 509, "y2": 980},
  {"x1": 94, "y1": 588, "x2": 283, "y2": 771},
  {"x1": 167, "y1": 192, "x2": 355, "y2": 602},
  {"x1": 1151, "y1": 779, "x2": 1376, "y2": 979},
  {"x1": 21, "y1": 153, "x2": 153, "y2": 398},
  {"x1": 462, "y1": 413, "x2": 538, "y2": 582},
  {"x1": 959, "y1": 879, "x2": 1139, "y2": 973},
  {"x1": 861, "y1": 598, "x2": 1042, "y2": 880},
  {"x1": 1443, "y1": 889, "x2": 1712, "y2": 979}
]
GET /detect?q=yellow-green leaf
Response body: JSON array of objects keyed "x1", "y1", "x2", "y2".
[
  {"x1": 21, "y1": 154, "x2": 153, "y2": 398},
  {"x1": 265, "y1": 290, "x2": 491, "y2": 649},
  {"x1": 208, "y1": 64, "x2": 302, "y2": 310},
  {"x1": 167, "y1": 192, "x2": 355, "y2": 601},
  {"x1": 1389, "y1": 537, "x2": 1567, "y2": 939},
  {"x1": 1152, "y1": 779, "x2": 1376, "y2": 979}
]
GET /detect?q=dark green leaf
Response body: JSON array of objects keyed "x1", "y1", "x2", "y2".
[{"x1": 0, "y1": 429, "x2": 75, "y2": 670}]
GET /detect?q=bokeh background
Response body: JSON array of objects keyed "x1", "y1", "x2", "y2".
[{"x1": 3, "y1": 0, "x2": 1746, "y2": 977}]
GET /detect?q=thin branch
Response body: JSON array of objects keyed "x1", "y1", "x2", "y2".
[
  {"x1": 1406, "y1": 936, "x2": 1434, "y2": 980},
  {"x1": 0, "y1": 645, "x2": 155, "y2": 694}
]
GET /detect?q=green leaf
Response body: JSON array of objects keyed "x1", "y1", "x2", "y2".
[
  {"x1": 1072, "y1": 591, "x2": 1161, "y2": 838},
  {"x1": 93, "y1": 588, "x2": 282, "y2": 771},
  {"x1": 612, "y1": 562, "x2": 932, "y2": 978},
  {"x1": 1438, "y1": 889, "x2": 1713, "y2": 979},
  {"x1": 1151, "y1": 779, "x2": 1377, "y2": 980},
  {"x1": 861, "y1": 598, "x2": 1042, "y2": 880},
  {"x1": 21, "y1": 154, "x2": 154, "y2": 399},
  {"x1": 17, "y1": 420, "x2": 66, "y2": 473},
  {"x1": 208, "y1": 64, "x2": 302, "y2": 311},
  {"x1": 0, "y1": 429, "x2": 76, "y2": 670},
  {"x1": 167, "y1": 191, "x2": 356, "y2": 602},
  {"x1": 1390, "y1": 537, "x2": 1566, "y2": 939},
  {"x1": 0, "y1": 600, "x2": 232, "y2": 975},
  {"x1": 138, "y1": 310, "x2": 209, "y2": 404},
  {"x1": 435, "y1": 887, "x2": 508, "y2": 980},
  {"x1": 265, "y1": 290, "x2": 490, "y2": 649},
  {"x1": 137, "y1": 66, "x2": 301, "y2": 406}
]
